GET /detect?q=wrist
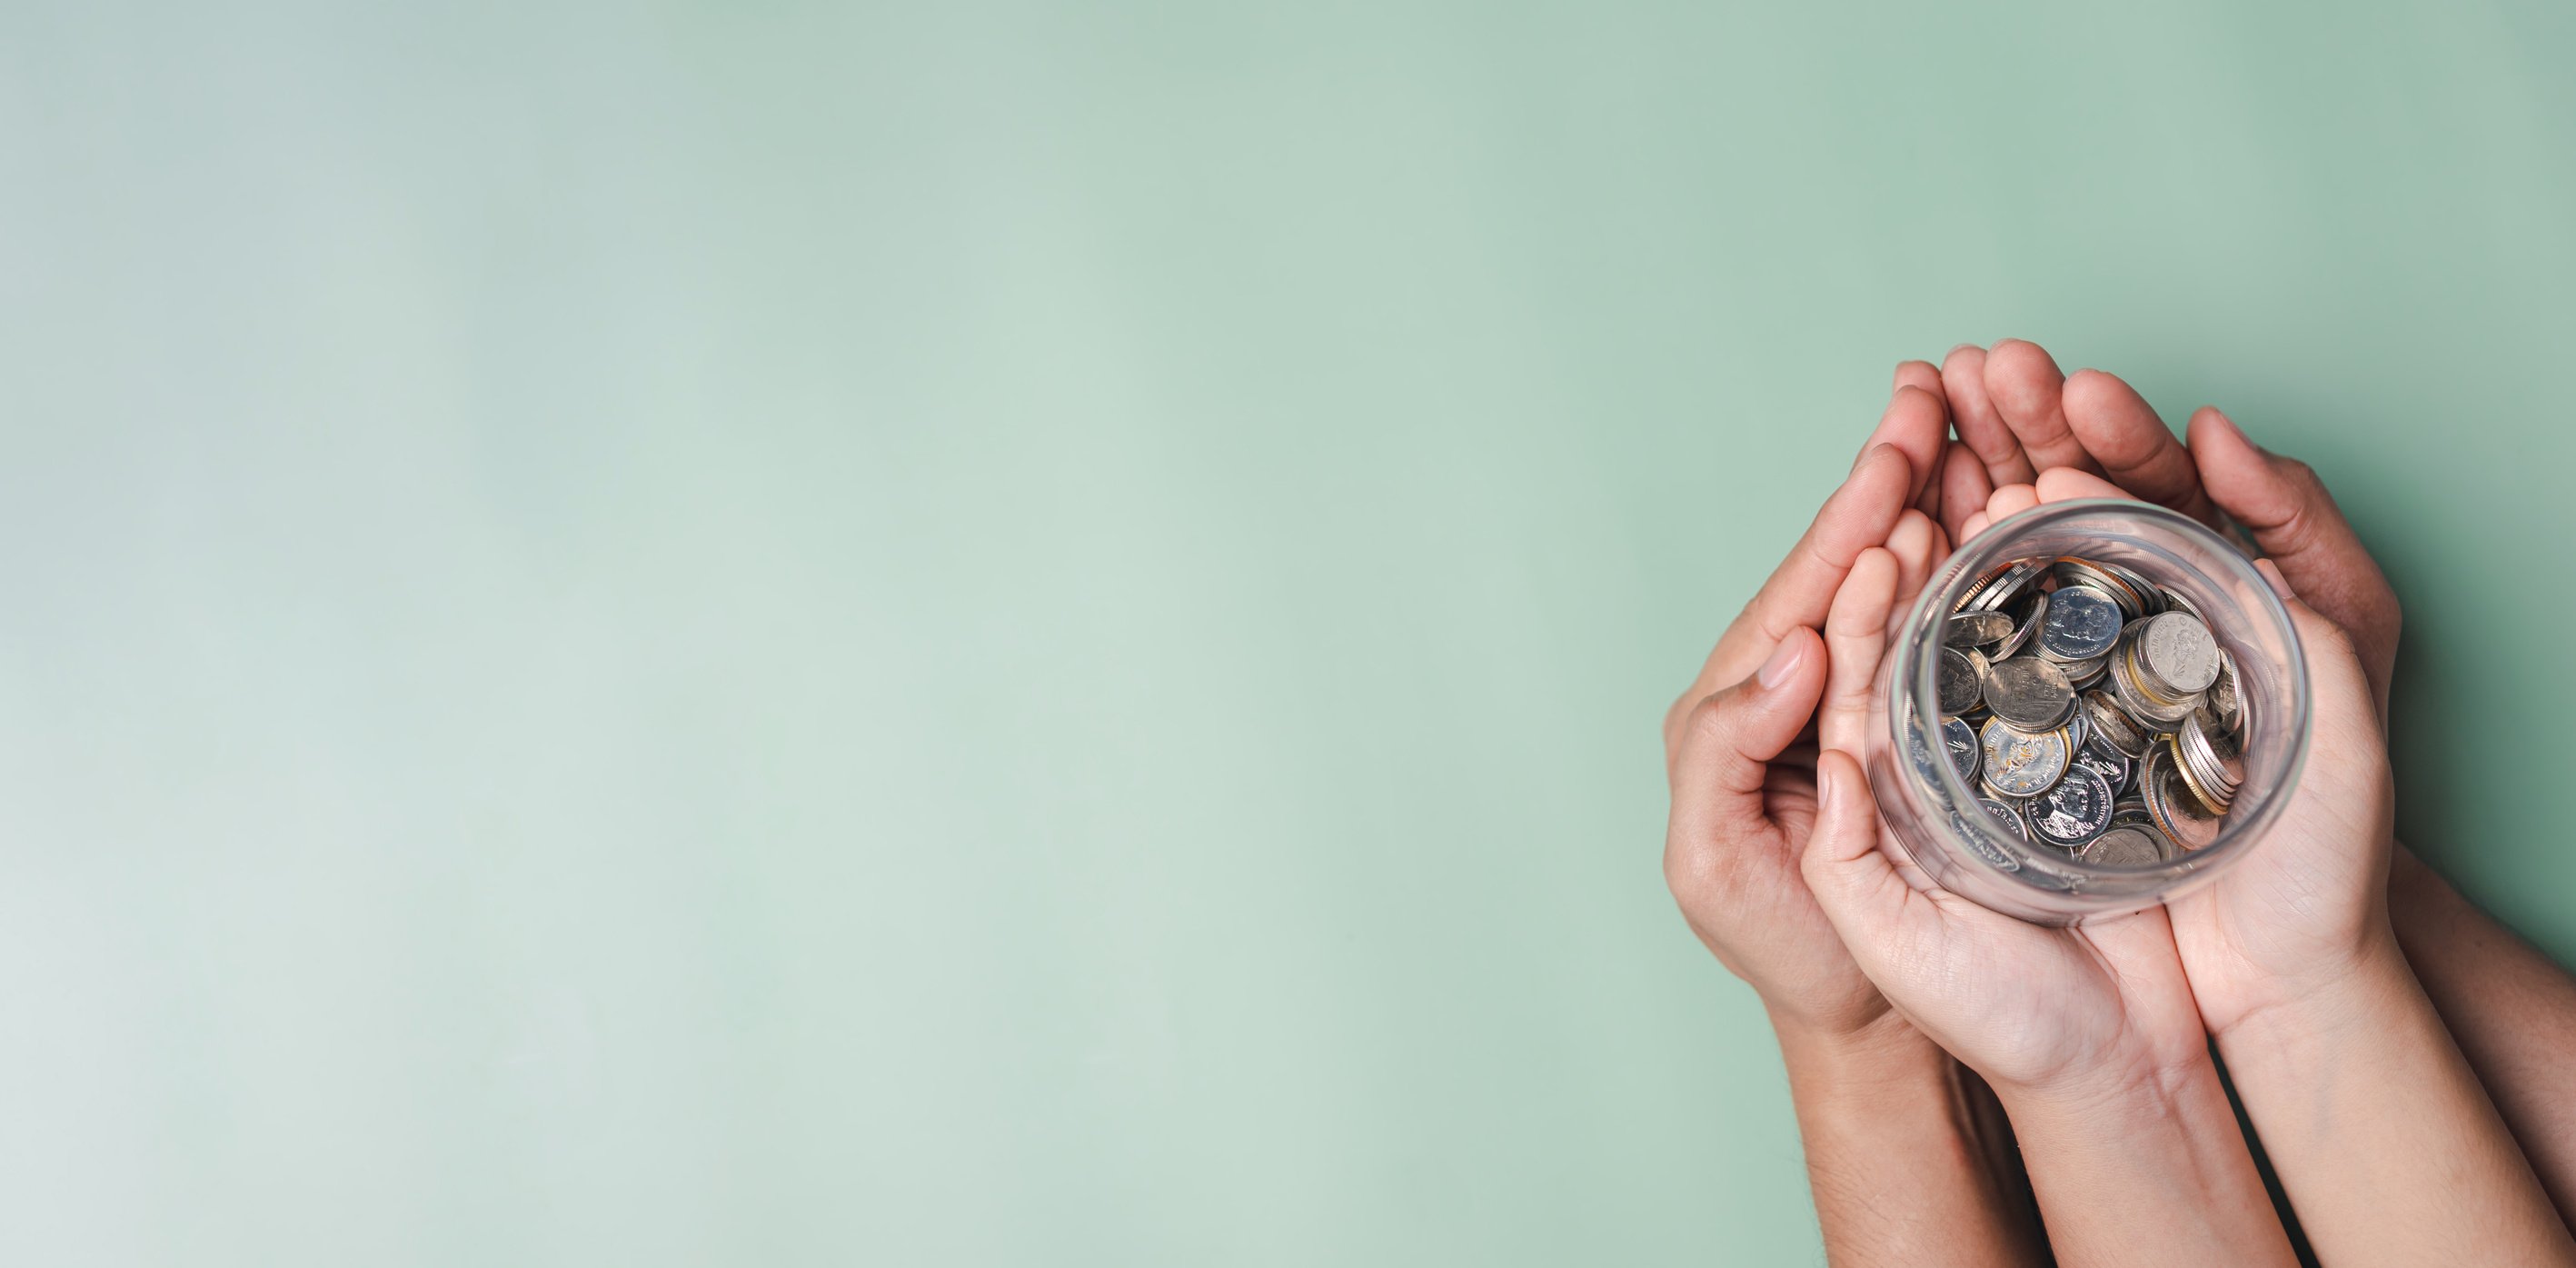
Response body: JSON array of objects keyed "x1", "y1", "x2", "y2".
[{"x1": 2213, "y1": 928, "x2": 2418, "y2": 1052}]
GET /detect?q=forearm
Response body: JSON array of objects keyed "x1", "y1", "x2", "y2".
[
  {"x1": 2217, "y1": 936, "x2": 2576, "y2": 1265},
  {"x1": 2390, "y1": 846, "x2": 2576, "y2": 1226},
  {"x1": 1997, "y1": 1054, "x2": 2294, "y2": 1268},
  {"x1": 1775, "y1": 1014, "x2": 2049, "y2": 1268}
]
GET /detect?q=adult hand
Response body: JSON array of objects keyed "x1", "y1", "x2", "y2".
[
  {"x1": 1662, "y1": 415, "x2": 1950, "y2": 1038},
  {"x1": 1942, "y1": 341, "x2": 2400, "y2": 717},
  {"x1": 1935, "y1": 340, "x2": 2219, "y2": 543}
]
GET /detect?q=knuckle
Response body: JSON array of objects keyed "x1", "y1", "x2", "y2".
[{"x1": 1682, "y1": 691, "x2": 1739, "y2": 753}]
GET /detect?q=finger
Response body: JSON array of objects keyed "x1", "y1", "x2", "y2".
[
  {"x1": 1736, "y1": 444, "x2": 1913, "y2": 663},
  {"x1": 2033, "y1": 467, "x2": 2143, "y2": 504},
  {"x1": 1799, "y1": 747, "x2": 1915, "y2": 921},
  {"x1": 2060, "y1": 368, "x2": 2218, "y2": 524},
  {"x1": 1854, "y1": 384, "x2": 1949, "y2": 511},
  {"x1": 2187, "y1": 407, "x2": 2400, "y2": 711},
  {"x1": 1894, "y1": 359, "x2": 1944, "y2": 396},
  {"x1": 1937, "y1": 440, "x2": 1992, "y2": 545},
  {"x1": 1669, "y1": 627, "x2": 1830, "y2": 829},
  {"x1": 1885, "y1": 510, "x2": 1946, "y2": 630},
  {"x1": 1819, "y1": 548, "x2": 1902, "y2": 754},
  {"x1": 1668, "y1": 444, "x2": 1915, "y2": 756},
  {"x1": 1958, "y1": 509, "x2": 1993, "y2": 542},
  {"x1": 1895, "y1": 361, "x2": 1949, "y2": 519},
  {"x1": 2257, "y1": 560, "x2": 2385, "y2": 742},
  {"x1": 1984, "y1": 339, "x2": 2104, "y2": 476},
  {"x1": 1943, "y1": 344, "x2": 2037, "y2": 488},
  {"x1": 1984, "y1": 482, "x2": 2041, "y2": 527}
]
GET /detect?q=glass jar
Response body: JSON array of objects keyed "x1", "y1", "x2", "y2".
[{"x1": 1865, "y1": 499, "x2": 2312, "y2": 924}]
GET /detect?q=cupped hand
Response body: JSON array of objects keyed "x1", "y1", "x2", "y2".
[
  {"x1": 2009, "y1": 469, "x2": 2399, "y2": 1035},
  {"x1": 1662, "y1": 387, "x2": 1954, "y2": 1039},
  {"x1": 1935, "y1": 340, "x2": 2220, "y2": 544},
  {"x1": 1792, "y1": 537, "x2": 2213, "y2": 1097},
  {"x1": 1943, "y1": 342, "x2": 2401, "y2": 719}
]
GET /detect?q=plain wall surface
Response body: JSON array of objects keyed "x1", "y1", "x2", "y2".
[{"x1": 5, "y1": 2, "x2": 2574, "y2": 1263}]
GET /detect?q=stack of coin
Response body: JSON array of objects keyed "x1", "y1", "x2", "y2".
[{"x1": 1928, "y1": 555, "x2": 2253, "y2": 867}]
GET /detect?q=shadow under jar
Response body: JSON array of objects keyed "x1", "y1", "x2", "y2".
[{"x1": 1865, "y1": 499, "x2": 2312, "y2": 924}]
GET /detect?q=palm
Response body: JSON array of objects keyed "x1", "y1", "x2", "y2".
[
  {"x1": 1670, "y1": 752, "x2": 1890, "y2": 1035},
  {"x1": 1859, "y1": 879, "x2": 2207, "y2": 1089},
  {"x1": 2166, "y1": 618, "x2": 2393, "y2": 1032}
]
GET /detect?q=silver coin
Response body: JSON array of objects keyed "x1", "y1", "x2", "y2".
[
  {"x1": 2176, "y1": 715, "x2": 2240, "y2": 809},
  {"x1": 1975, "y1": 796, "x2": 2032, "y2": 844},
  {"x1": 1972, "y1": 561, "x2": 2045, "y2": 614},
  {"x1": 2028, "y1": 764, "x2": 2116, "y2": 847},
  {"x1": 1907, "y1": 723, "x2": 1942, "y2": 784},
  {"x1": 2194, "y1": 704, "x2": 2243, "y2": 761},
  {"x1": 1937, "y1": 647, "x2": 1984, "y2": 715},
  {"x1": 2064, "y1": 653, "x2": 2112, "y2": 689},
  {"x1": 2139, "y1": 613, "x2": 2223, "y2": 694},
  {"x1": 1949, "y1": 808, "x2": 2023, "y2": 869},
  {"x1": 1953, "y1": 561, "x2": 2021, "y2": 614},
  {"x1": 2050, "y1": 559, "x2": 2141, "y2": 619},
  {"x1": 2143, "y1": 746, "x2": 2221, "y2": 851},
  {"x1": 1941, "y1": 715, "x2": 1980, "y2": 783},
  {"x1": 1979, "y1": 717, "x2": 2070, "y2": 797},
  {"x1": 2038, "y1": 585, "x2": 2123, "y2": 661},
  {"x1": 2160, "y1": 586, "x2": 2207, "y2": 624},
  {"x1": 2208, "y1": 649, "x2": 2243, "y2": 734},
  {"x1": 2079, "y1": 825, "x2": 2169, "y2": 866},
  {"x1": 1945, "y1": 611, "x2": 2014, "y2": 647},
  {"x1": 2072, "y1": 737, "x2": 2132, "y2": 794},
  {"x1": 2082, "y1": 690, "x2": 2151, "y2": 758},
  {"x1": 1983, "y1": 656, "x2": 2076, "y2": 732},
  {"x1": 2111, "y1": 633, "x2": 2201, "y2": 724},
  {"x1": 1993, "y1": 591, "x2": 2047, "y2": 660}
]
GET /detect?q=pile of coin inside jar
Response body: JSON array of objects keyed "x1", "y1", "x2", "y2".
[{"x1": 1925, "y1": 555, "x2": 2249, "y2": 866}]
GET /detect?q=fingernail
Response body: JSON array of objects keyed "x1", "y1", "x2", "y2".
[
  {"x1": 2255, "y1": 558, "x2": 2296, "y2": 599},
  {"x1": 1818, "y1": 754, "x2": 1849, "y2": 817},
  {"x1": 1757, "y1": 635, "x2": 1806, "y2": 689}
]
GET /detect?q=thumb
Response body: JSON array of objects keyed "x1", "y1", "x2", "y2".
[
  {"x1": 1667, "y1": 626, "x2": 1826, "y2": 836},
  {"x1": 1799, "y1": 747, "x2": 1913, "y2": 922},
  {"x1": 2187, "y1": 408, "x2": 2399, "y2": 691}
]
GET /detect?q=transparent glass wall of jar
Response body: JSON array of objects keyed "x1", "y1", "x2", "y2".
[{"x1": 1864, "y1": 500, "x2": 2312, "y2": 924}]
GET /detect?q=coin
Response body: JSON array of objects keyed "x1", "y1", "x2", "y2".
[
  {"x1": 2052, "y1": 559, "x2": 2146, "y2": 620},
  {"x1": 2143, "y1": 746, "x2": 2222, "y2": 851},
  {"x1": 2079, "y1": 825, "x2": 2169, "y2": 866},
  {"x1": 2082, "y1": 689, "x2": 2151, "y2": 758},
  {"x1": 1973, "y1": 561, "x2": 2045, "y2": 614},
  {"x1": 2071, "y1": 737, "x2": 2132, "y2": 794},
  {"x1": 1945, "y1": 611, "x2": 2014, "y2": 647},
  {"x1": 1976, "y1": 796, "x2": 2032, "y2": 844},
  {"x1": 2106, "y1": 563, "x2": 2167, "y2": 616},
  {"x1": 1984, "y1": 656, "x2": 2076, "y2": 732},
  {"x1": 1951, "y1": 808, "x2": 2023, "y2": 869},
  {"x1": 1911, "y1": 548, "x2": 2270, "y2": 884},
  {"x1": 1941, "y1": 715, "x2": 1980, "y2": 782},
  {"x1": 1937, "y1": 647, "x2": 1984, "y2": 715},
  {"x1": 2028, "y1": 765, "x2": 2115, "y2": 847},
  {"x1": 2111, "y1": 632, "x2": 2200, "y2": 725},
  {"x1": 1979, "y1": 716, "x2": 2070, "y2": 798},
  {"x1": 2174, "y1": 715, "x2": 2241, "y2": 813},
  {"x1": 2139, "y1": 612, "x2": 2223, "y2": 694},
  {"x1": 1953, "y1": 561, "x2": 2022, "y2": 614},
  {"x1": 1993, "y1": 591, "x2": 2047, "y2": 660},
  {"x1": 2208, "y1": 650, "x2": 2243, "y2": 734},
  {"x1": 2039, "y1": 585, "x2": 2123, "y2": 661}
]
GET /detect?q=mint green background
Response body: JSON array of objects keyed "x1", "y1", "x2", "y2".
[{"x1": 5, "y1": 3, "x2": 2572, "y2": 1263}]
